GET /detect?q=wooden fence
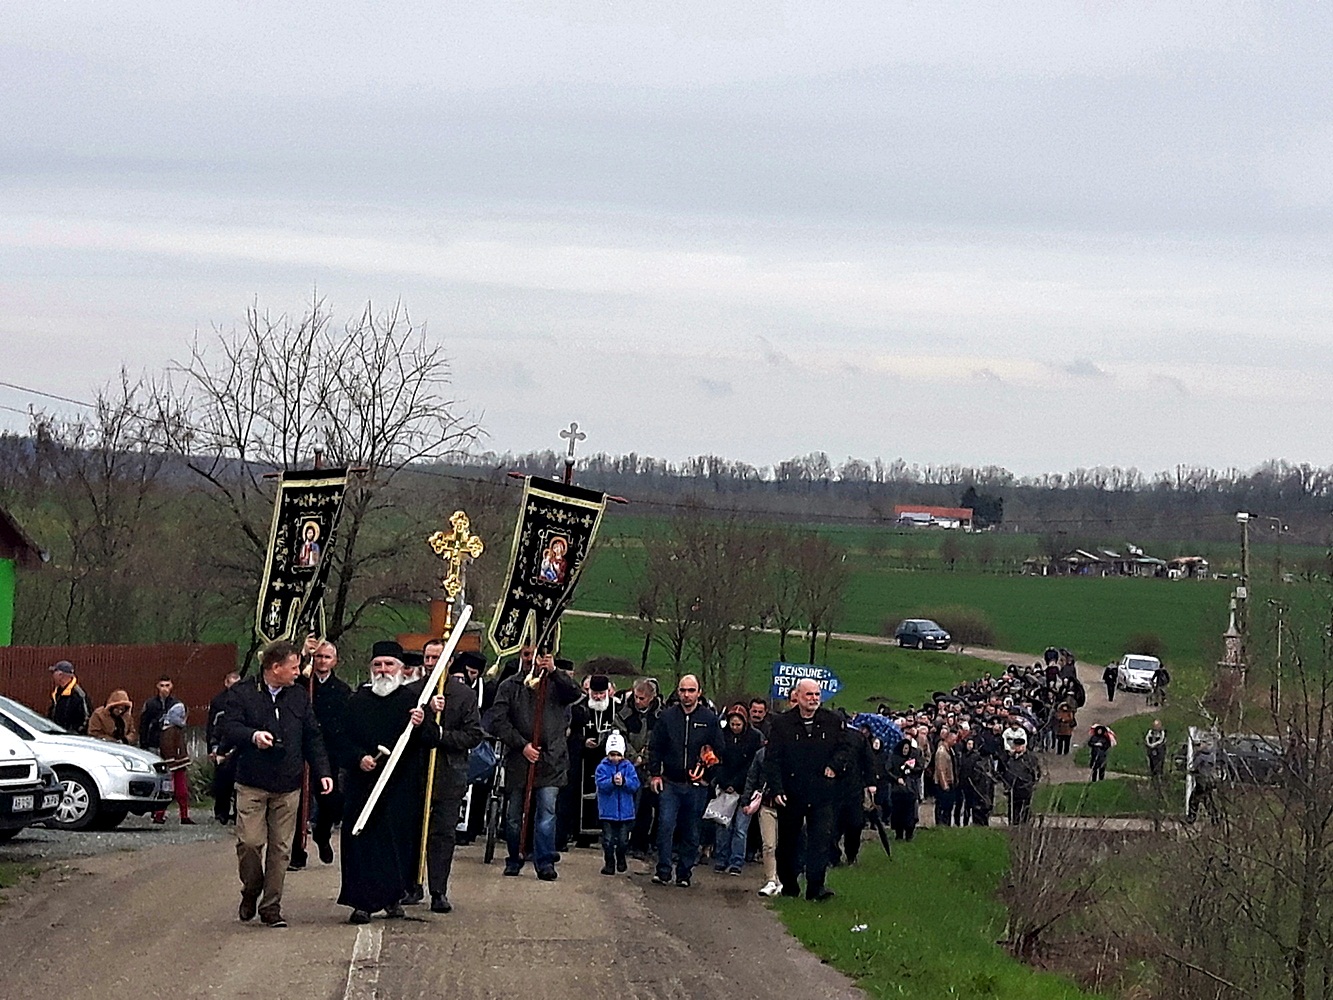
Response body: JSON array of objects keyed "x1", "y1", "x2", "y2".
[{"x1": 0, "y1": 643, "x2": 238, "y2": 724}]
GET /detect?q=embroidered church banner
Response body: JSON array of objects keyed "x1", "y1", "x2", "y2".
[
  {"x1": 488, "y1": 476, "x2": 607, "y2": 657},
  {"x1": 254, "y1": 468, "x2": 349, "y2": 645}
]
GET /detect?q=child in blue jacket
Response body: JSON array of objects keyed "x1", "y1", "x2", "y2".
[{"x1": 595, "y1": 731, "x2": 641, "y2": 875}]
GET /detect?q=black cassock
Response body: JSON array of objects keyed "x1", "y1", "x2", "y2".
[{"x1": 338, "y1": 684, "x2": 440, "y2": 913}]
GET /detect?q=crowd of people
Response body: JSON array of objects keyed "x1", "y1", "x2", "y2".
[{"x1": 36, "y1": 637, "x2": 1169, "y2": 930}]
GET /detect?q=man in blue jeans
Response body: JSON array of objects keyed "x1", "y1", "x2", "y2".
[
  {"x1": 490, "y1": 650, "x2": 582, "y2": 880},
  {"x1": 648, "y1": 674, "x2": 722, "y2": 888}
]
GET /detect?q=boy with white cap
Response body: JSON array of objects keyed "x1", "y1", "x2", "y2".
[{"x1": 594, "y1": 731, "x2": 640, "y2": 875}]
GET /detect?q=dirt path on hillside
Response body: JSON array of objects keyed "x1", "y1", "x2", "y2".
[{"x1": 0, "y1": 833, "x2": 861, "y2": 1000}]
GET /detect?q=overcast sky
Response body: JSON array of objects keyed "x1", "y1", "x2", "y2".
[{"x1": 2, "y1": 2, "x2": 1331, "y2": 476}]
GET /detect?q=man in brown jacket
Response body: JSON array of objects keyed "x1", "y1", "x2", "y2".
[
  {"x1": 88, "y1": 690, "x2": 138, "y2": 745},
  {"x1": 933, "y1": 730, "x2": 957, "y2": 827}
]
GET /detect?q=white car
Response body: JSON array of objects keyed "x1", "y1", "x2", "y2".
[
  {"x1": 1115, "y1": 654, "x2": 1161, "y2": 693},
  {"x1": 0, "y1": 695, "x2": 174, "y2": 830},
  {"x1": 0, "y1": 726, "x2": 63, "y2": 842}
]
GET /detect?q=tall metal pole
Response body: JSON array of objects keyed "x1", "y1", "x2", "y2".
[{"x1": 1237, "y1": 512, "x2": 1251, "y2": 671}]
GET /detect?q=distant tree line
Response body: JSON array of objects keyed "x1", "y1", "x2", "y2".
[{"x1": 444, "y1": 449, "x2": 1333, "y2": 548}]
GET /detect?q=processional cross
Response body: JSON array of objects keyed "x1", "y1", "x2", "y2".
[
  {"x1": 428, "y1": 510, "x2": 485, "y2": 629},
  {"x1": 560, "y1": 421, "x2": 587, "y2": 485}
]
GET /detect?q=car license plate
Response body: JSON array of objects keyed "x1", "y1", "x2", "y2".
[
  {"x1": 42, "y1": 793, "x2": 61, "y2": 809},
  {"x1": 12, "y1": 794, "x2": 33, "y2": 812}
]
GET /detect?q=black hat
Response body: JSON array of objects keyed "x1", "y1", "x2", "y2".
[
  {"x1": 402, "y1": 651, "x2": 423, "y2": 668},
  {"x1": 452, "y1": 650, "x2": 486, "y2": 676},
  {"x1": 588, "y1": 674, "x2": 610, "y2": 693},
  {"x1": 554, "y1": 657, "x2": 575, "y2": 672},
  {"x1": 1012, "y1": 734, "x2": 1027, "y2": 744},
  {"x1": 371, "y1": 640, "x2": 404, "y2": 661}
]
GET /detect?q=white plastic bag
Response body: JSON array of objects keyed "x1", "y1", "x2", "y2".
[{"x1": 703, "y1": 789, "x2": 740, "y2": 826}]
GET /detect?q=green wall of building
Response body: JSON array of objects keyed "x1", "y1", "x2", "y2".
[{"x1": 0, "y1": 558, "x2": 14, "y2": 646}]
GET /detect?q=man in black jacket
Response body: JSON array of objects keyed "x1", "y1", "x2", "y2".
[
  {"x1": 139, "y1": 675, "x2": 181, "y2": 752},
  {"x1": 648, "y1": 674, "x2": 722, "y2": 888},
  {"x1": 206, "y1": 671, "x2": 241, "y2": 824},
  {"x1": 222, "y1": 641, "x2": 332, "y2": 928},
  {"x1": 765, "y1": 679, "x2": 853, "y2": 901},
  {"x1": 47, "y1": 660, "x2": 93, "y2": 734},
  {"x1": 307, "y1": 640, "x2": 353, "y2": 864},
  {"x1": 423, "y1": 649, "x2": 484, "y2": 912}
]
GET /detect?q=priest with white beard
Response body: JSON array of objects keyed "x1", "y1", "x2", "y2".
[{"x1": 338, "y1": 641, "x2": 442, "y2": 924}]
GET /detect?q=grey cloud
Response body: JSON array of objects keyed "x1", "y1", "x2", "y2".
[
  {"x1": 697, "y1": 377, "x2": 734, "y2": 398},
  {"x1": 1059, "y1": 359, "x2": 1110, "y2": 379}
]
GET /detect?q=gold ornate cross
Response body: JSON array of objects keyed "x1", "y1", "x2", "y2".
[{"x1": 428, "y1": 510, "x2": 485, "y2": 603}]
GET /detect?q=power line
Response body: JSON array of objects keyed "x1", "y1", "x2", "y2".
[{"x1": 0, "y1": 379, "x2": 95, "y2": 409}]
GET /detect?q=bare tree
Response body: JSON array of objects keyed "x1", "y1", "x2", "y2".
[{"x1": 150, "y1": 295, "x2": 478, "y2": 646}]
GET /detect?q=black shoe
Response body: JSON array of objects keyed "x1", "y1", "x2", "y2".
[
  {"x1": 260, "y1": 911, "x2": 288, "y2": 928},
  {"x1": 675, "y1": 877, "x2": 691, "y2": 888},
  {"x1": 430, "y1": 894, "x2": 452, "y2": 914},
  {"x1": 316, "y1": 838, "x2": 334, "y2": 864},
  {"x1": 238, "y1": 894, "x2": 259, "y2": 922},
  {"x1": 616, "y1": 857, "x2": 627, "y2": 873},
  {"x1": 503, "y1": 862, "x2": 522, "y2": 876},
  {"x1": 536, "y1": 867, "x2": 559, "y2": 882},
  {"x1": 348, "y1": 909, "x2": 371, "y2": 925},
  {"x1": 780, "y1": 887, "x2": 802, "y2": 898},
  {"x1": 651, "y1": 873, "x2": 671, "y2": 885},
  {"x1": 401, "y1": 885, "x2": 424, "y2": 906},
  {"x1": 808, "y1": 888, "x2": 836, "y2": 903},
  {"x1": 600, "y1": 864, "x2": 615, "y2": 876},
  {"x1": 287, "y1": 858, "x2": 306, "y2": 873},
  {"x1": 383, "y1": 904, "x2": 406, "y2": 919}
]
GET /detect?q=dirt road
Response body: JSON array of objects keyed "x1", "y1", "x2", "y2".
[{"x1": 0, "y1": 834, "x2": 861, "y2": 1000}]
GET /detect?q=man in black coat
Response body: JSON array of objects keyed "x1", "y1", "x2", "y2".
[
  {"x1": 222, "y1": 642, "x2": 332, "y2": 927},
  {"x1": 490, "y1": 652, "x2": 582, "y2": 879},
  {"x1": 308, "y1": 640, "x2": 353, "y2": 863},
  {"x1": 423, "y1": 650, "x2": 484, "y2": 912},
  {"x1": 765, "y1": 679, "x2": 854, "y2": 901},
  {"x1": 206, "y1": 670, "x2": 241, "y2": 824}
]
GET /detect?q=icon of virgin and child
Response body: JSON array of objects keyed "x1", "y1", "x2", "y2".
[{"x1": 538, "y1": 534, "x2": 569, "y2": 585}]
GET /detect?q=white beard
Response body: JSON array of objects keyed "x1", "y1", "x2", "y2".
[
  {"x1": 371, "y1": 673, "x2": 403, "y2": 698},
  {"x1": 587, "y1": 695, "x2": 611, "y2": 713}
]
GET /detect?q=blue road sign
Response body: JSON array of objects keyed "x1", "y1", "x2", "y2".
[{"x1": 770, "y1": 661, "x2": 842, "y2": 702}]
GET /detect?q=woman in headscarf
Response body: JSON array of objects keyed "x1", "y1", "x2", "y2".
[{"x1": 886, "y1": 738, "x2": 920, "y2": 841}]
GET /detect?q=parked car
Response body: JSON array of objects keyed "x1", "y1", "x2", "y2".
[
  {"x1": 1220, "y1": 734, "x2": 1285, "y2": 785},
  {"x1": 1114, "y1": 654, "x2": 1160, "y2": 693},
  {"x1": 894, "y1": 619, "x2": 952, "y2": 650},
  {"x1": 0, "y1": 726, "x2": 63, "y2": 842},
  {"x1": 0, "y1": 695, "x2": 173, "y2": 830}
]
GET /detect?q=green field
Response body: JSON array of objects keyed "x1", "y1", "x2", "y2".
[
  {"x1": 1033, "y1": 777, "x2": 1179, "y2": 818},
  {"x1": 575, "y1": 520, "x2": 1248, "y2": 703},
  {"x1": 558, "y1": 612, "x2": 991, "y2": 710},
  {"x1": 774, "y1": 826, "x2": 1098, "y2": 999}
]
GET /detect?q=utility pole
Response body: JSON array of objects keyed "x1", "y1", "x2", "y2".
[{"x1": 1236, "y1": 512, "x2": 1251, "y2": 672}]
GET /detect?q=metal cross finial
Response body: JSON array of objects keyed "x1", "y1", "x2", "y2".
[
  {"x1": 427, "y1": 510, "x2": 485, "y2": 603},
  {"x1": 560, "y1": 421, "x2": 587, "y2": 462}
]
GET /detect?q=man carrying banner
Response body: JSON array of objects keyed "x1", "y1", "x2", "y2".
[
  {"x1": 338, "y1": 641, "x2": 442, "y2": 924},
  {"x1": 491, "y1": 651, "x2": 582, "y2": 880}
]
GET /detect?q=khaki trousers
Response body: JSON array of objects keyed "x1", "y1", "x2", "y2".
[
  {"x1": 757, "y1": 804, "x2": 779, "y2": 884},
  {"x1": 235, "y1": 784, "x2": 300, "y2": 917}
]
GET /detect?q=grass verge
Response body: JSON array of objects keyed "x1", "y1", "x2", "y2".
[
  {"x1": 771, "y1": 826, "x2": 1098, "y2": 999},
  {"x1": 0, "y1": 860, "x2": 40, "y2": 894},
  {"x1": 1034, "y1": 778, "x2": 1182, "y2": 818}
]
